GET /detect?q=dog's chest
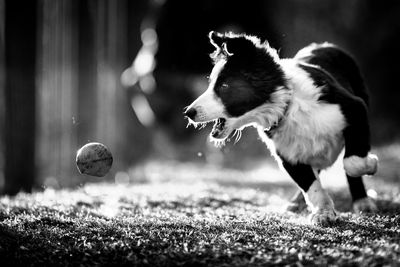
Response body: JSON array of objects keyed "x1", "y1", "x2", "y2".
[{"x1": 269, "y1": 100, "x2": 347, "y2": 169}]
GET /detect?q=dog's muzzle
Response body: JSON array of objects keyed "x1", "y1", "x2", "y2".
[{"x1": 184, "y1": 108, "x2": 197, "y2": 121}]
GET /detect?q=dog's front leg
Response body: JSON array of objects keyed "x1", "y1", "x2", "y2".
[{"x1": 281, "y1": 159, "x2": 336, "y2": 225}]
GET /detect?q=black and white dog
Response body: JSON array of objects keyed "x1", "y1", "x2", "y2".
[{"x1": 184, "y1": 31, "x2": 378, "y2": 225}]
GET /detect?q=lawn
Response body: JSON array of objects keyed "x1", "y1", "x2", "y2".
[{"x1": 1, "y1": 158, "x2": 400, "y2": 266}]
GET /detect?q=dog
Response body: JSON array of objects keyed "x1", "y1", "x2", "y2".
[{"x1": 184, "y1": 31, "x2": 378, "y2": 225}]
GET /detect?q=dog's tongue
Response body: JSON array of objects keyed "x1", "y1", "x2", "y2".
[{"x1": 211, "y1": 118, "x2": 226, "y2": 138}]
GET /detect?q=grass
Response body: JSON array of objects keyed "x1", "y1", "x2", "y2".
[{"x1": 1, "y1": 159, "x2": 400, "y2": 266}]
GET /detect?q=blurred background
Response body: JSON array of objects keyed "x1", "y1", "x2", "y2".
[{"x1": 0, "y1": 0, "x2": 399, "y2": 194}]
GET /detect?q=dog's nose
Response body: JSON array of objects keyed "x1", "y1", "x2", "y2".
[{"x1": 184, "y1": 108, "x2": 197, "y2": 120}]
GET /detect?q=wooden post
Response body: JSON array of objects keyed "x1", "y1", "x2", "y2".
[
  {"x1": 3, "y1": 0, "x2": 37, "y2": 195},
  {"x1": 36, "y1": 0, "x2": 78, "y2": 187}
]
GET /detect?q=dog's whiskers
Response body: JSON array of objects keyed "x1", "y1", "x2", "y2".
[{"x1": 233, "y1": 129, "x2": 243, "y2": 144}]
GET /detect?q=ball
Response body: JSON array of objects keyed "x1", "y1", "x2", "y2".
[{"x1": 76, "y1": 142, "x2": 113, "y2": 177}]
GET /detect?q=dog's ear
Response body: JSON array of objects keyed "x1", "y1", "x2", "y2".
[
  {"x1": 209, "y1": 31, "x2": 236, "y2": 56},
  {"x1": 209, "y1": 31, "x2": 224, "y2": 49},
  {"x1": 223, "y1": 37, "x2": 250, "y2": 57},
  {"x1": 209, "y1": 31, "x2": 255, "y2": 57},
  {"x1": 222, "y1": 42, "x2": 235, "y2": 56}
]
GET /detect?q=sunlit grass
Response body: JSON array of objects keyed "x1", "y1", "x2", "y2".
[{"x1": 1, "y1": 161, "x2": 400, "y2": 266}]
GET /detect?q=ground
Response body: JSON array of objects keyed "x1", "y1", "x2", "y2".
[{"x1": 1, "y1": 156, "x2": 400, "y2": 266}]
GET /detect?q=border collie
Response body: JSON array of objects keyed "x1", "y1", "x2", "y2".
[{"x1": 184, "y1": 31, "x2": 379, "y2": 225}]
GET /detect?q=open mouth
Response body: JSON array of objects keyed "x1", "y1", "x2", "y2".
[
  {"x1": 186, "y1": 117, "x2": 229, "y2": 140},
  {"x1": 186, "y1": 116, "x2": 242, "y2": 146},
  {"x1": 211, "y1": 118, "x2": 227, "y2": 139}
]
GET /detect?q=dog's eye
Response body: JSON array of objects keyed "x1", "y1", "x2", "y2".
[{"x1": 221, "y1": 83, "x2": 229, "y2": 89}]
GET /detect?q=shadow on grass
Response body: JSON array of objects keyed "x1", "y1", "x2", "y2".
[{"x1": 375, "y1": 199, "x2": 400, "y2": 213}]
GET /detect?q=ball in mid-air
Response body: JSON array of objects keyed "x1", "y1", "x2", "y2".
[{"x1": 76, "y1": 142, "x2": 113, "y2": 177}]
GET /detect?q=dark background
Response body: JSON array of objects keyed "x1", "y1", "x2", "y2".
[{"x1": 1, "y1": 0, "x2": 399, "y2": 193}]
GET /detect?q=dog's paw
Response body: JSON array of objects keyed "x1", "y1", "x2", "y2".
[
  {"x1": 343, "y1": 153, "x2": 378, "y2": 177},
  {"x1": 353, "y1": 197, "x2": 377, "y2": 213},
  {"x1": 286, "y1": 201, "x2": 308, "y2": 213},
  {"x1": 286, "y1": 197, "x2": 308, "y2": 213},
  {"x1": 309, "y1": 208, "x2": 337, "y2": 226}
]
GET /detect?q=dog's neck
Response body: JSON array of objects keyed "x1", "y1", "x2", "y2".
[
  {"x1": 231, "y1": 58, "x2": 314, "y2": 134},
  {"x1": 265, "y1": 58, "x2": 328, "y2": 134},
  {"x1": 265, "y1": 58, "x2": 319, "y2": 133},
  {"x1": 247, "y1": 85, "x2": 292, "y2": 132},
  {"x1": 266, "y1": 95, "x2": 291, "y2": 132}
]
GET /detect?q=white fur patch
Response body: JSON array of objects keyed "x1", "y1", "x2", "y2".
[
  {"x1": 343, "y1": 153, "x2": 378, "y2": 177},
  {"x1": 230, "y1": 87, "x2": 292, "y2": 131},
  {"x1": 302, "y1": 178, "x2": 336, "y2": 224},
  {"x1": 294, "y1": 42, "x2": 334, "y2": 60},
  {"x1": 262, "y1": 60, "x2": 347, "y2": 169},
  {"x1": 304, "y1": 178, "x2": 334, "y2": 212},
  {"x1": 209, "y1": 59, "x2": 227, "y2": 89}
]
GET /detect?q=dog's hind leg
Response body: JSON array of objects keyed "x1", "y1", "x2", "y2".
[
  {"x1": 347, "y1": 175, "x2": 377, "y2": 213},
  {"x1": 322, "y1": 92, "x2": 378, "y2": 177},
  {"x1": 281, "y1": 160, "x2": 336, "y2": 225},
  {"x1": 329, "y1": 91, "x2": 378, "y2": 177},
  {"x1": 336, "y1": 95, "x2": 378, "y2": 212}
]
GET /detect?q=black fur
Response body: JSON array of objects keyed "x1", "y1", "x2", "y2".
[
  {"x1": 298, "y1": 45, "x2": 369, "y2": 106},
  {"x1": 347, "y1": 176, "x2": 368, "y2": 201},
  {"x1": 280, "y1": 157, "x2": 317, "y2": 192},
  {"x1": 209, "y1": 32, "x2": 286, "y2": 117}
]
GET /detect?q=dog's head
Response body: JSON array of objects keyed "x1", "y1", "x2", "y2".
[{"x1": 185, "y1": 31, "x2": 290, "y2": 146}]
